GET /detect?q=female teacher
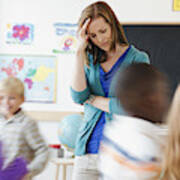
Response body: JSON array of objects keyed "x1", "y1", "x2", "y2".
[{"x1": 70, "y1": 1, "x2": 150, "y2": 180}]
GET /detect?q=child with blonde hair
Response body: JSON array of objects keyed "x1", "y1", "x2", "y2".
[
  {"x1": 159, "y1": 84, "x2": 180, "y2": 180},
  {"x1": 0, "y1": 77, "x2": 49, "y2": 180}
]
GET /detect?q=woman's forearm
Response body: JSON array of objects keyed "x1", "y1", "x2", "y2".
[
  {"x1": 71, "y1": 49, "x2": 87, "y2": 91},
  {"x1": 86, "y1": 95, "x2": 110, "y2": 113},
  {"x1": 71, "y1": 19, "x2": 91, "y2": 92}
]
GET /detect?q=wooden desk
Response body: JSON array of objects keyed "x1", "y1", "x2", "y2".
[{"x1": 50, "y1": 158, "x2": 74, "y2": 180}]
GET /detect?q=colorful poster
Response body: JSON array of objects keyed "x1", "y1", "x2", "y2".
[
  {"x1": 6, "y1": 23, "x2": 34, "y2": 44},
  {"x1": 0, "y1": 55, "x2": 57, "y2": 103},
  {"x1": 53, "y1": 23, "x2": 78, "y2": 54}
]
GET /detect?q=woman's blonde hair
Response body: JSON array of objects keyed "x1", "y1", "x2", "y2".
[
  {"x1": 160, "y1": 85, "x2": 180, "y2": 180},
  {"x1": 78, "y1": 1, "x2": 128, "y2": 65},
  {"x1": 0, "y1": 77, "x2": 24, "y2": 97}
]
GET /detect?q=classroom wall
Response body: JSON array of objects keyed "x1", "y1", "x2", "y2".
[
  {"x1": 0, "y1": 0, "x2": 180, "y2": 113},
  {"x1": 0, "y1": 0, "x2": 180, "y2": 179}
]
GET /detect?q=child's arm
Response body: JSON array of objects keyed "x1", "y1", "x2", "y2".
[{"x1": 24, "y1": 119, "x2": 49, "y2": 177}]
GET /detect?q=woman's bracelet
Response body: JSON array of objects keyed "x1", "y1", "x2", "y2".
[{"x1": 86, "y1": 95, "x2": 96, "y2": 104}]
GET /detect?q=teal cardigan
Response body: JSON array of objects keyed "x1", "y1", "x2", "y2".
[{"x1": 70, "y1": 45, "x2": 150, "y2": 155}]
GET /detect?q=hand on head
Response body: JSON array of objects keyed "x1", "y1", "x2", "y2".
[{"x1": 77, "y1": 18, "x2": 91, "y2": 50}]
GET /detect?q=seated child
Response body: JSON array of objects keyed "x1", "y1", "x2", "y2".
[
  {"x1": 0, "y1": 77, "x2": 49, "y2": 180},
  {"x1": 98, "y1": 63, "x2": 170, "y2": 180}
]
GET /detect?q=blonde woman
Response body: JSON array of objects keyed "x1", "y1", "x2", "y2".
[{"x1": 71, "y1": 1, "x2": 149, "y2": 180}]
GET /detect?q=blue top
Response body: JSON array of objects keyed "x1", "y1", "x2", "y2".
[
  {"x1": 86, "y1": 46, "x2": 131, "y2": 153},
  {"x1": 70, "y1": 45, "x2": 150, "y2": 156}
]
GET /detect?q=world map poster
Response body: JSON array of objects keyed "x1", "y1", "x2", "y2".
[{"x1": 0, "y1": 54, "x2": 57, "y2": 103}]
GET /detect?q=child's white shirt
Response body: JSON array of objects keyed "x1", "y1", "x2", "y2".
[{"x1": 99, "y1": 115, "x2": 167, "y2": 180}]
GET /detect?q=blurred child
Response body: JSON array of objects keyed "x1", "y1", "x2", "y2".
[
  {"x1": 98, "y1": 63, "x2": 170, "y2": 180},
  {"x1": 0, "y1": 141, "x2": 27, "y2": 180},
  {"x1": 0, "y1": 77, "x2": 49, "y2": 180},
  {"x1": 159, "y1": 84, "x2": 180, "y2": 179}
]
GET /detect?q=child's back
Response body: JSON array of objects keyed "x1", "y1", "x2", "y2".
[{"x1": 99, "y1": 63, "x2": 170, "y2": 180}]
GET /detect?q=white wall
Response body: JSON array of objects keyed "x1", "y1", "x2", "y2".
[
  {"x1": 0, "y1": 0, "x2": 84, "y2": 112},
  {"x1": 0, "y1": 0, "x2": 180, "y2": 111},
  {"x1": 0, "y1": 0, "x2": 180, "y2": 179},
  {"x1": 112, "y1": 0, "x2": 180, "y2": 23}
]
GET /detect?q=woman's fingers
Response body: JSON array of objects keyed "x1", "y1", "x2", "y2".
[
  {"x1": 78, "y1": 18, "x2": 91, "y2": 39},
  {"x1": 82, "y1": 18, "x2": 91, "y2": 35},
  {"x1": 76, "y1": 18, "x2": 91, "y2": 50}
]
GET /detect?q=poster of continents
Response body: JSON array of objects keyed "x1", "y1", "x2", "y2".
[{"x1": 0, "y1": 54, "x2": 57, "y2": 103}]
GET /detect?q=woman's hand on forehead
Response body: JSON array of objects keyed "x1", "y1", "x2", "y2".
[{"x1": 77, "y1": 18, "x2": 91, "y2": 50}]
